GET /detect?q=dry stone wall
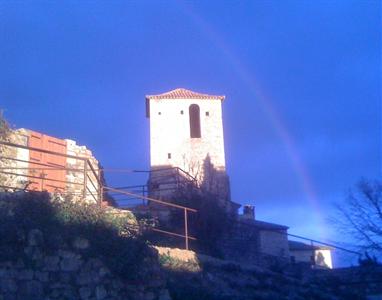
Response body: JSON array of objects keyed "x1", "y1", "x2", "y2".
[
  {"x1": 0, "y1": 229, "x2": 171, "y2": 300},
  {"x1": 65, "y1": 139, "x2": 100, "y2": 203}
]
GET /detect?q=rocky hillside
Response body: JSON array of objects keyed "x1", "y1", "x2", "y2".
[{"x1": 0, "y1": 192, "x2": 170, "y2": 300}]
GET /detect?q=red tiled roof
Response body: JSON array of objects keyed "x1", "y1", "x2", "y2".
[{"x1": 146, "y1": 88, "x2": 225, "y2": 100}]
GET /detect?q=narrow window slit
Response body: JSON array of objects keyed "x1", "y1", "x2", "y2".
[{"x1": 189, "y1": 104, "x2": 201, "y2": 138}]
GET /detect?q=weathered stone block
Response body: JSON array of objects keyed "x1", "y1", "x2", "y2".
[
  {"x1": 28, "y1": 229, "x2": 44, "y2": 246},
  {"x1": 50, "y1": 282, "x2": 66, "y2": 289},
  {"x1": 19, "y1": 280, "x2": 43, "y2": 298},
  {"x1": 73, "y1": 237, "x2": 90, "y2": 250},
  {"x1": 60, "y1": 257, "x2": 82, "y2": 272},
  {"x1": 14, "y1": 259, "x2": 25, "y2": 269},
  {"x1": 58, "y1": 250, "x2": 77, "y2": 259},
  {"x1": 88, "y1": 258, "x2": 103, "y2": 270},
  {"x1": 111, "y1": 279, "x2": 123, "y2": 290},
  {"x1": 62, "y1": 286, "x2": 76, "y2": 299},
  {"x1": 98, "y1": 267, "x2": 109, "y2": 278},
  {"x1": 18, "y1": 269, "x2": 33, "y2": 280},
  {"x1": 0, "y1": 278, "x2": 17, "y2": 293},
  {"x1": 143, "y1": 291, "x2": 155, "y2": 300},
  {"x1": 49, "y1": 288, "x2": 61, "y2": 298},
  {"x1": 24, "y1": 246, "x2": 43, "y2": 261},
  {"x1": 158, "y1": 289, "x2": 171, "y2": 300},
  {"x1": 0, "y1": 268, "x2": 7, "y2": 278},
  {"x1": 95, "y1": 285, "x2": 107, "y2": 300},
  {"x1": 59, "y1": 272, "x2": 72, "y2": 283},
  {"x1": 4, "y1": 269, "x2": 17, "y2": 279},
  {"x1": 35, "y1": 271, "x2": 49, "y2": 282},
  {"x1": 79, "y1": 286, "x2": 92, "y2": 299},
  {"x1": 44, "y1": 256, "x2": 60, "y2": 271},
  {"x1": 76, "y1": 271, "x2": 98, "y2": 286},
  {"x1": 1, "y1": 293, "x2": 17, "y2": 300}
]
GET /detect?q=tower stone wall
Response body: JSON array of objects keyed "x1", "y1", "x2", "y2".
[
  {"x1": 146, "y1": 88, "x2": 232, "y2": 204},
  {"x1": 147, "y1": 89, "x2": 226, "y2": 182}
]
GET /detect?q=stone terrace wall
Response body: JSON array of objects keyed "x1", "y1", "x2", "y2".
[
  {"x1": 0, "y1": 229, "x2": 171, "y2": 300},
  {"x1": 65, "y1": 139, "x2": 99, "y2": 203}
]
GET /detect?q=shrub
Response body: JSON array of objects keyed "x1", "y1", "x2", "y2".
[
  {"x1": 0, "y1": 111, "x2": 13, "y2": 191},
  {"x1": 168, "y1": 187, "x2": 235, "y2": 257},
  {"x1": 0, "y1": 110, "x2": 11, "y2": 141}
]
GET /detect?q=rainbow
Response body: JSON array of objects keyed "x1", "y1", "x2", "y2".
[{"x1": 178, "y1": 3, "x2": 326, "y2": 238}]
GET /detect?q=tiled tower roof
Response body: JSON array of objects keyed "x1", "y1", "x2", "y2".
[{"x1": 146, "y1": 88, "x2": 225, "y2": 100}]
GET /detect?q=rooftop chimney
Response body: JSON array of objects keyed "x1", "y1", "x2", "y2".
[{"x1": 243, "y1": 205, "x2": 255, "y2": 220}]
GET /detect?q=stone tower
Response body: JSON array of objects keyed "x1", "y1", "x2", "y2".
[{"x1": 146, "y1": 88, "x2": 234, "y2": 208}]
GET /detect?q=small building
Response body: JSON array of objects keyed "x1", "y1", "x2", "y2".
[
  {"x1": 237, "y1": 205, "x2": 290, "y2": 262},
  {"x1": 289, "y1": 240, "x2": 333, "y2": 269},
  {"x1": 216, "y1": 204, "x2": 290, "y2": 266},
  {"x1": 254, "y1": 220, "x2": 290, "y2": 259},
  {"x1": 0, "y1": 128, "x2": 100, "y2": 203}
]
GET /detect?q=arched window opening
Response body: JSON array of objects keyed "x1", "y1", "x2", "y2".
[{"x1": 189, "y1": 104, "x2": 201, "y2": 138}]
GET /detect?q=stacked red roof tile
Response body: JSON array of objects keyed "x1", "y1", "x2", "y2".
[{"x1": 146, "y1": 88, "x2": 225, "y2": 100}]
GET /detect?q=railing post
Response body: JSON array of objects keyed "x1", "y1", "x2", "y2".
[
  {"x1": 41, "y1": 172, "x2": 47, "y2": 191},
  {"x1": 176, "y1": 168, "x2": 179, "y2": 189},
  {"x1": 97, "y1": 167, "x2": 103, "y2": 206},
  {"x1": 311, "y1": 240, "x2": 315, "y2": 267},
  {"x1": 83, "y1": 160, "x2": 88, "y2": 200},
  {"x1": 184, "y1": 208, "x2": 189, "y2": 250},
  {"x1": 99, "y1": 185, "x2": 103, "y2": 206}
]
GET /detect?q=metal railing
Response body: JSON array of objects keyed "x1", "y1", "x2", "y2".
[
  {"x1": 0, "y1": 141, "x2": 197, "y2": 250},
  {"x1": 0, "y1": 141, "x2": 102, "y2": 203},
  {"x1": 103, "y1": 186, "x2": 197, "y2": 249},
  {"x1": 149, "y1": 166, "x2": 198, "y2": 186}
]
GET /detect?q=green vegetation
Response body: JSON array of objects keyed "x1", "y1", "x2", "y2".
[
  {"x1": 0, "y1": 110, "x2": 10, "y2": 141},
  {"x1": 157, "y1": 249, "x2": 201, "y2": 273},
  {"x1": 0, "y1": 192, "x2": 153, "y2": 281},
  {"x1": 0, "y1": 111, "x2": 12, "y2": 192},
  {"x1": 98, "y1": 163, "x2": 118, "y2": 207},
  {"x1": 168, "y1": 187, "x2": 235, "y2": 257}
]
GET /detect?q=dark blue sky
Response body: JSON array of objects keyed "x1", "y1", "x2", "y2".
[{"x1": 0, "y1": 1, "x2": 380, "y2": 250}]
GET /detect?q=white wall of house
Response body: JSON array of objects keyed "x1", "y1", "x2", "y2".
[
  {"x1": 315, "y1": 249, "x2": 333, "y2": 269},
  {"x1": 290, "y1": 248, "x2": 333, "y2": 269}
]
